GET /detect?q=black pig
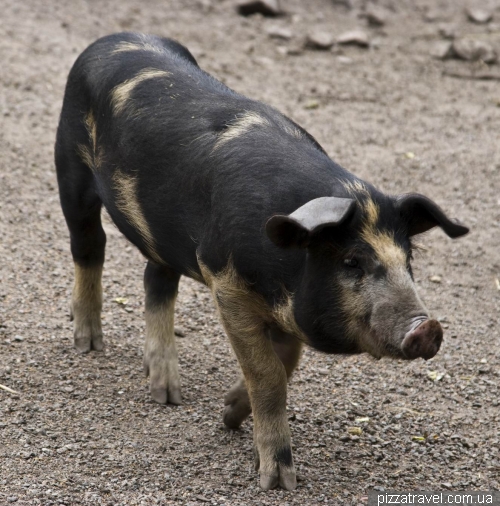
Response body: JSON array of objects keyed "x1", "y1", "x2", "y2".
[{"x1": 55, "y1": 32, "x2": 469, "y2": 490}]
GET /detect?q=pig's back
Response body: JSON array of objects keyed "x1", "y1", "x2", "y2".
[{"x1": 61, "y1": 33, "x2": 349, "y2": 281}]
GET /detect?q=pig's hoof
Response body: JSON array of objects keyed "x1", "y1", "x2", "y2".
[
  {"x1": 223, "y1": 397, "x2": 251, "y2": 429},
  {"x1": 150, "y1": 386, "x2": 182, "y2": 405},
  {"x1": 223, "y1": 382, "x2": 251, "y2": 429},
  {"x1": 144, "y1": 360, "x2": 182, "y2": 405},
  {"x1": 255, "y1": 445, "x2": 297, "y2": 491},
  {"x1": 74, "y1": 331, "x2": 104, "y2": 353}
]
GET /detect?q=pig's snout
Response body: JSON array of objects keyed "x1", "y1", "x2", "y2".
[{"x1": 401, "y1": 319, "x2": 443, "y2": 360}]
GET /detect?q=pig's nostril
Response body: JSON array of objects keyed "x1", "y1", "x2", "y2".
[{"x1": 401, "y1": 319, "x2": 443, "y2": 360}]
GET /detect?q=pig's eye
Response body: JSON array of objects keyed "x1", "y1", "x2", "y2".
[{"x1": 343, "y1": 258, "x2": 360, "y2": 269}]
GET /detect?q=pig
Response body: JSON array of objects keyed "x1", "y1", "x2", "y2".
[{"x1": 55, "y1": 32, "x2": 469, "y2": 491}]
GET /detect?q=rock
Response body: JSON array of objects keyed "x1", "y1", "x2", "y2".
[
  {"x1": 365, "y1": 5, "x2": 387, "y2": 27},
  {"x1": 14, "y1": 335, "x2": 24, "y2": 341},
  {"x1": 465, "y1": 8, "x2": 493, "y2": 25},
  {"x1": 438, "y1": 23, "x2": 456, "y2": 40},
  {"x1": 174, "y1": 327, "x2": 186, "y2": 337},
  {"x1": 337, "y1": 30, "x2": 369, "y2": 47},
  {"x1": 424, "y1": 9, "x2": 449, "y2": 23},
  {"x1": 431, "y1": 41, "x2": 453, "y2": 60},
  {"x1": 266, "y1": 25, "x2": 292, "y2": 40},
  {"x1": 429, "y1": 275, "x2": 442, "y2": 283},
  {"x1": 337, "y1": 55, "x2": 353, "y2": 64},
  {"x1": 237, "y1": 0, "x2": 281, "y2": 17},
  {"x1": 452, "y1": 38, "x2": 497, "y2": 64},
  {"x1": 305, "y1": 31, "x2": 334, "y2": 50},
  {"x1": 286, "y1": 45, "x2": 303, "y2": 56}
]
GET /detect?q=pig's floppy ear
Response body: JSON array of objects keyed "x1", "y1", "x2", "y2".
[
  {"x1": 396, "y1": 193, "x2": 469, "y2": 238},
  {"x1": 266, "y1": 197, "x2": 356, "y2": 249}
]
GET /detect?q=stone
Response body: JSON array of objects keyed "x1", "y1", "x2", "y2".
[
  {"x1": 237, "y1": 0, "x2": 281, "y2": 17},
  {"x1": 452, "y1": 38, "x2": 497, "y2": 64},
  {"x1": 430, "y1": 41, "x2": 453, "y2": 60},
  {"x1": 266, "y1": 25, "x2": 292, "y2": 40},
  {"x1": 337, "y1": 30, "x2": 369, "y2": 47},
  {"x1": 305, "y1": 31, "x2": 334, "y2": 50},
  {"x1": 438, "y1": 23, "x2": 456, "y2": 40},
  {"x1": 465, "y1": 8, "x2": 493, "y2": 25},
  {"x1": 365, "y1": 5, "x2": 387, "y2": 27}
]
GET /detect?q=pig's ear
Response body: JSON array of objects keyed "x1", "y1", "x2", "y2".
[
  {"x1": 266, "y1": 197, "x2": 356, "y2": 248},
  {"x1": 396, "y1": 193, "x2": 469, "y2": 238}
]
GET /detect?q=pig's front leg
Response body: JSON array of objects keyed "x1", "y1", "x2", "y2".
[
  {"x1": 143, "y1": 261, "x2": 182, "y2": 405},
  {"x1": 212, "y1": 282, "x2": 296, "y2": 490}
]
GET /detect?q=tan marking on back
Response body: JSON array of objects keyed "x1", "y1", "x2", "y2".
[
  {"x1": 110, "y1": 68, "x2": 171, "y2": 116},
  {"x1": 112, "y1": 37, "x2": 167, "y2": 55},
  {"x1": 213, "y1": 111, "x2": 270, "y2": 151},
  {"x1": 112, "y1": 170, "x2": 163, "y2": 264}
]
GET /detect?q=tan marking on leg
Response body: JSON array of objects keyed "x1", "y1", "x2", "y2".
[
  {"x1": 77, "y1": 110, "x2": 102, "y2": 172},
  {"x1": 271, "y1": 330, "x2": 303, "y2": 379},
  {"x1": 144, "y1": 297, "x2": 181, "y2": 404},
  {"x1": 110, "y1": 68, "x2": 171, "y2": 116},
  {"x1": 113, "y1": 170, "x2": 163, "y2": 264},
  {"x1": 76, "y1": 144, "x2": 94, "y2": 171},
  {"x1": 212, "y1": 111, "x2": 270, "y2": 151},
  {"x1": 200, "y1": 259, "x2": 296, "y2": 490},
  {"x1": 72, "y1": 264, "x2": 103, "y2": 353}
]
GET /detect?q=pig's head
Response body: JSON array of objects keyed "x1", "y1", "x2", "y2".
[{"x1": 266, "y1": 182, "x2": 469, "y2": 360}]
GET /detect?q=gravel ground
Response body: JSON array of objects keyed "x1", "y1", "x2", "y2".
[{"x1": 1, "y1": 0, "x2": 499, "y2": 504}]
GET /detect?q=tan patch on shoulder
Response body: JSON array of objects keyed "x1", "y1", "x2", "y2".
[
  {"x1": 212, "y1": 111, "x2": 270, "y2": 151},
  {"x1": 198, "y1": 258, "x2": 271, "y2": 336},
  {"x1": 199, "y1": 257, "x2": 307, "y2": 341},
  {"x1": 272, "y1": 293, "x2": 308, "y2": 343},
  {"x1": 110, "y1": 68, "x2": 171, "y2": 116},
  {"x1": 113, "y1": 170, "x2": 163, "y2": 264}
]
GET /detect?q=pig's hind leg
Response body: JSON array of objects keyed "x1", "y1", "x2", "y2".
[
  {"x1": 55, "y1": 123, "x2": 106, "y2": 353},
  {"x1": 143, "y1": 261, "x2": 182, "y2": 405},
  {"x1": 223, "y1": 328, "x2": 302, "y2": 429}
]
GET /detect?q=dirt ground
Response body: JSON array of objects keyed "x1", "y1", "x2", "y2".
[{"x1": 1, "y1": 0, "x2": 499, "y2": 504}]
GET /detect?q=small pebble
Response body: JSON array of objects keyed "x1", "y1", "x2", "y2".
[
  {"x1": 237, "y1": 0, "x2": 281, "y2": 17},
  {"x1": 305, "y1": 31, "x2": 334, "y2": 50},
  {"x1": 465, "y1": 8, "x2": 493, "y2": 25},
  {"x1": 337, "y1": 30, "x2": 369, "y2": 47}
]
